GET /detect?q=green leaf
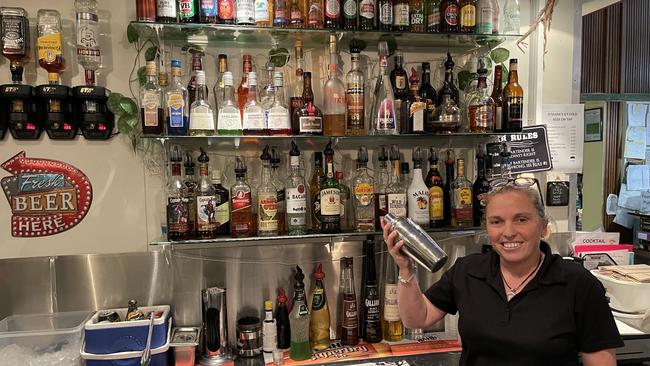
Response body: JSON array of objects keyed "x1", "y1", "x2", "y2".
[
  {"x1": 107, "y1": 92, "x2": 126, "y2": 116},
  {"x1": 269, "y1": 47, "x2": 289, "y2": 68},
  {"x1": 458, "y1": 70, "x2": 472, "y2": 91},
  {"x1": 122, "y1": 114, "x2": 140, "y2": 129},
  {"x1": 120, "y1": 97, "x2": 138, "y2": 116},
  {"x1": 501, "y1": 65, "x2": 509, "y2": 88},
  {"x1": 490, "y1": 48, "x2": 510, "y2": 64},
  {"x1": 137, "y1": 66, "x2": 147, "y2": 86},
  {"x1": 127, "y1": 23, "x2": 139, "y2": 44},
  {"x1": 145, "y1": 46, "x2": 158, "y2": 62}
]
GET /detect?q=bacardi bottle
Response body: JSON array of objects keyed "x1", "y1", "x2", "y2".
[{"x1": 285, "y1": 142, "x2": 308, "y2": 235}]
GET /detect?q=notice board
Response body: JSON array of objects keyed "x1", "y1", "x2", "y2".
[{"x1": 488, "y1": 125, "x2": 553, "y2": 176}]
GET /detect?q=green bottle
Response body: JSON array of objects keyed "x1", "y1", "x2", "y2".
[
  {"x1": 289, "y1": 266, "x2": 312, "y2": 360},
  {"x1": 319, "y1": 141, "x2": 341, "y2": 234}
]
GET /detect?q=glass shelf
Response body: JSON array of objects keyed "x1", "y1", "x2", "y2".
[
  {"x1": 130, "y1": 21, "x2": 520, "y2": 51},
  {"x1": 580, "y1": 93, "x2": 650, "y2": 102}
]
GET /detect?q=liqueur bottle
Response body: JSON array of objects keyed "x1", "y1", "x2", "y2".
[
  {"x1": 184, "y1": 153, "x2": 198, "y2": 239},
  {"x1": 409, "y1": 0, "x2": 425, "y2": 32},
  {"x1": 352, "y1": 146, "x2": 376, "y2": 232},
  {"x1": 337, "y1": 171, "x2": 352, "y2": 231},
  {"x1": 1, "y1": 7, "x2": 31, "y2": 83},
  {"x1": 243, "y1": 72, "x2": 267, "y2": 135},
  {"x1": 237, "y1": 55, "x2": 253, "y2": 117},
  {"x1": 230, "y1": 157, "x2": 255, "y2": 237},
  {"x1": 323, "y1": 35, "x2": 347, "y2": 136},
  {"x1": 425, "y1": 148, "x2": 445, "y2": 228},
  {"x1": 237, "y1": 0, "x2": 256, "y2": 24},
  {"x1": 491, "y1": 64, "x2": 505, "y2": 132},
  {"x1": 212, "y1": 170, "x2": 231, "y2": 235},
  {"x1": 199, "y1": 0, "x2": 218, "y2": 23},
  {"x1": 217, "y1": 71, "x2": 243, "y2": 135},
  {"x1": 437, "y1": 53, "x2": 460, "y2": 106},
  {"x1": 403, "y1": 67, "x2": 426, "y2": 134},
  {"x1": 289, "y1": 267, "x2": 312, "y2": 360},
  {"x1": 178, "y1": 0, "x2": 198, "y2": 22},
  {"x1": 140, "y1": 61, "x2": 164, "y2": 135},
  {"x1": 370, "y1": 42, "x2": 397, "y2": 135},
  {"x1": 472, "y1": 147, "x2": 490, "y2": 227},
  {"x1": 196, "y1": 149, "x2": 217, "y2": 239},
  {"x1": 345, "y1": 44, "x2": 365, "y2": 135},
  {"x1": 75, "y1": 0, "x2": 101, "y2": 85},
  {"x1": 378, "y1": 0, "x2": 393, "y2": 30},
  {"x1": 320, "y1": 142, "x2": 341, "y2": 234},
  {"x1": 408, "y1": 147, "x2": 429, "y2": 227},
  {"x1": 426, "y1": 0, "x2": 441, "y2": 32},
  {"x1": 188, "y1": 71, "x2": 215, "y2": 136},
  {"x1": 165, "y1": 59, "x2": 189, "y2": 136},
  {"x1": 285, "y1": 142, "x2": 308, "y2": 235},
  {"x1": 390, "y1": 51, "x2": 409, "y2": 133},
  {"x1": 443, "y1": 149, "x2": 455, "y2": 226},
  {"x1": 156, "y1": 0, "x2": 177, "y2": 22},
  {"x1": 386, "y1": 145, "x2": 407, "y2": 218},
  {"x1": 294, "y1": 72, "x2": 324, "y2": 135},
  {"x1": 459, "y1": 0, "x2": 475, "y2": 33},
  {"x1": 263, "y1": 300, "x2": 277, "y2": 353},
  {"x1": 382, "y1": 255, "x2": 403, "y2": 341},
  {"x1": 451, "y1": 158, "x2": 473, "y2": 227},
  {"x1": 361, "y1": 236, "x2": 381, "y2": 342},
  {"x1": 37, "y1": 9, "x2": 66, "y2": 84},
  {"x1": 218, "y1": 0, "x2": 236, "y2": 23},
  {"x1": 213, "y1": 54, "x2": 228, "y2": 112},
  {"x1": 503, "y1": 58, "x2": 523, "y2": 132},
  {"x1": 258, "y1": 146, "x2": 280, "y2": 236},
  {"x1": 441, "y1": 0, "x2": 459, "y2": 32},
  {"x1": 374, "y1": 146, "x2": 390, "y2": 229},
  {"x1": 339, "y1": 257, "x2": 359, "y2": 345},
  {"x1": 271, "y1": 148, "x2": 287, "y2": 234},
  {"x1": 309, "y1": 152, "x2": 325, "y2": 232},
  {"x1": 359, "y1": 0, "x2": 376, "y2": 29},
  {"x1": 468, "y1": 62, "x2": 495, "y2": 133},
  {"x1": 276, "y1": 288, "x2": 292, "y2": 349},
  {"x1": 290, "y1": 42, "x2": 304, "y2": 131},
  {"x1": 393, "y1": 0, "x2": 409, "y2": 31},
  {"x1": 167, "y1": 146, "x2": 190, "y2": 241},
  {"x1": 309, "y1": 264, "x2": 331, "y2": 351},
  {"x1": 419, "y1": 62, "x2": 437, "y2": 132},
  {"x1": 435, "y1": 94, "x2": 461, "y2": 132}
]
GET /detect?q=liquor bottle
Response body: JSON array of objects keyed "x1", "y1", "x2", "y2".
[
  {"x1": 276, "y1": 288, "x2": 291, "y2": 349},
  {"x1": 294, "y1": 72, "x2": 324, "y2": 135},
  {"x1": 503, "y1": 58, "x2": 523, "y2": 132},
  {"x1": 475, "y1": 0, "x2": 493, "y2": 34},
  {"x1": 196, "y1": 149, "x2": 217, "y2": 239},
  {"x1": 503, "y1": 0, "x2": 520, "y2": 34},
  {"x1": 165, "y1": 59, "x2": 189, "y2": 136},
  {"x1": 1, "y1": 7, "x2": 31, "y2": 83},
  {"x1": 238, "y1": 55, "x2": 253, "y2": 117},
  {"x1": 468, "y1": 62, "x2": 495, "y2": 133},
  {"x1": 324, "y1": 0, "x2": 341, "y2": 28},
  {"x1": 237, "y1": 0, "x2": 256, "y2": 24},
  {"x1": 419, "y1": 62, "x2": 437, "y2": 132},
  {"x1": 359, "y1": 0, "x2": 376, "y2": 29},
  {"x1": 400, "y1": 162, "x2": 410, "y2": 201},
  {"x1": 230, "y1": 157, "x2": 255, "y2": 237},
  {"x1": 435, "y1": 94, "x2": 461, "y2": 132},
  {"x1": 126, "y1": 300, "x2": 146, "y2": 321},
  {"x1": 409, "y1": 0, "x2": 424, "y2": 32},
  {"x1": 378, "y1": 0, "x2": 393, "y2": 30},
  {"x1": 491, "y1": 0, "x2": 499, "y2": 33},
  {"x1": 352, "y1": 146, "x2": 376, "y2": 232},
  {"x1": 255, "y1": 0, "x2": 273, "y2": 26},
  {"x1": 374, "y1": 146, "x2": 390, "y2": 229},
  {"x1": 75, "y1": 0, "x2": 101, "y2": 85},
  {"x1": 271, "y1": 148, "x2": 286, "y2": 234},
  {"x1": 137, "y1": 0, "x2": 157, "y2": 21},
  {"x1": 459, "y1": 0, "x2": 475, "y2": 33},
  {"x1": 187, "y1": 52, "x2": 205, "y2": 108},
  {"x1": 218, "y1": 0, "x2": 236, "y2": 23},
  {"x1": 289, "y1": 266, "x2": 311, "y2": 360},
  {"x1": 340, "y1": 257, "x2": 359, "y2": 345},
  {"x1": 337, "y1": 171, "x2": 351, "y2": 231},
  {"x1": 491, "y1": 64, "x2": 504, "y2": 132},
  {"x1": 217, "y1": 72, "x2": 243, "y2": 135},
  {"x1": 437, "y1": 53, "x2": 460, "y2": 106},
  {"x1": 179, "y1": 0, "x2": 198, "y2": 22},
  {"x1": 370, "y1": 42, "x2": 397, "y2": 135},
  {"x1": 403, "y1": 67, "x2": 426, "y2": 134},
  {"x1": 167, "y1": 146, "x2": 191, "y2": 241},
  {"x1": 308, "y1": 0, "x2": 325, "y2": 27},
  {"x1": 243, "y1": 72, "x2": 267, "y2": 135},
  {"x1": 258, "y1": 146, "x2": 280, "y2": 236},
  {"x1": 189, "y1": 71, "x2": 215, "y2": 136},
  {"x1": 342, "y1": 0, "x2": 358, "y2": 29},
  {"x1": 320, "y1": 142, "x2": 341, "y2": 233},
  {"x1": 260, "y1": 62, "x2": 276, "y2": 111},
  {"x1": 393, "y1": 0, "x2": 409, "y2": 31},
  {"x1": 382, "y1": 254, "x2": 403, "y2": 341},
  {"x1": 290, "y1": 42, "x2": 304, "y2": 131},
  {"x1": 199, "y1": 0, "x2": 218, "y2": 22},
  {"x1": 451, "y1": 158, "x2": 473, "y2": 228},
  {"x1": 425, "y1": 148, "x2": 445, "y2": 227},
  {"x1": 426, "y1": 0, "x2": 440, "y2": 32},
  {"x1": 324, "y1": 35, "x2": 346, "y2": 136},
  {"x1": 390, "y1": 51, "x2": 408, "y2": 132},
  {"x1": 441, "y1": 0, "x2": 459, "y2": 33},
  {"x1": 289, "y1": 0, "x2": 305, "y2": 26},
  {"x1": 184, "y1": 153, "x2": 198, "y2": 239},
  {"x1": 213, "y1": 54, "x2": 228, "y2": 112},
  {"x1": 274, "y1": 0, "x2": 290, "y2": 25},
  {"x1": 472, "y1": 147, "x2": 489, "y2": 227},
  {"x1": 268, "y1": 72, "x2": 292, "y2": 135},
  {"x1": 386, "y1": 145, "x2": 407, "y2": 218},
  {"x1": 212, "y1": 169, "x2": 231, "y2": 235},
  {"x1": 309, "y1": 263, "x2": 331, "y2": 351},
  {"x1": 37, "y1": 9, "x2": 66, "y2": 84},
  {"x1": 361, "y1": 236, "x2": 381, "y2": 342},
  {"x1": 408, "y1": 147, "x2": 429, "y2": 227},
  {"x1": 140, "y1": 61, "x2": 164, "y2": 135},
  {"x1": 286, "y1": 142, "x2": 308, "y2": 235},
  {"x1": 263, "y1": 300, "x2": 277, "y2": 353},
  {"x1": 443, "y1": 149, "x2": 454, "y2": 226},
  {"x1": 156, "y1": 0, "x2": 177, "y2": 22},
  {"x1": 346, "y1": 45, "x2": 365, "y2": 136},
  {"x1": 310, "y1": 152, "x2": 324, "y2": 232}
]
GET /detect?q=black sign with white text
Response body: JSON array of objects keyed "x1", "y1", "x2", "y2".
[{"x1": 487, "y1": 125, "x2": 553, "y2": 176}]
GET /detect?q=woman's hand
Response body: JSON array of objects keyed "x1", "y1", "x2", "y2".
[{"x1": 381, "y1": 218, "x2": 412, "y2": 272}]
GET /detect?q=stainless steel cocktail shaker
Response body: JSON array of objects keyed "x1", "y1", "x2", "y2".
[{"x1": 384, "y1": 213, "x2": 448, "y2": 272}]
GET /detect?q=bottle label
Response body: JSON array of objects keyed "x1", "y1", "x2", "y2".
[
  {"x1": 275, "y1": 9, "x2": 288, "y2": 21},
  {"x1": 343, "y1": 299, "x2": 358, "y2": 327},
  {"x1": 460, "y1": 4, "x2": 476, "y2": 27},
  {"x1": 346, "y1": 83, "x2": 364, "y2": 116},
  {"x1": 311, "y1": 288, "x2": 326, "y2": 310},
  {"x1": 344, "y1": 0, "x2": 357, "y2": 18},
  {"x1": 383, "y1": 284, "x2": 400, "y2": 321},
  {"x1": 268, "y1": 107, "x2": 291, "y2": 129},
  {"x1": 218, "y1": 110, "x2": 242, "y2": 130},
  {"x1": 37, "y1": 33, "x2": 64, "y2": 64},
  {"x1": 232, "y1": 191, "x2": 252, "y2": 211},
  {"x1": 395, "y1": 76, "x2": 406, "y2": 90},
  {"x1": 409, "y1": 189, "x2": 429, "y2": 224},
  {"x1": 167, "y1": 197, "x2": 190, "y2": 234},
  {"x1": 258, "y1": 192, "x2": 279, "y2": 231},
  {"x1": 190, "y1": 111, "x2": 215, "y2": 130},
  {"x1": 376, "y1": 99, "x2": 396, "y2": 131},
  {"x1": 299, "y1": 116, "x2": 323, "y2": 133},
  {"x1": 201, "y1": 0, "x2": 218, "y2": 16},
  {"x1": 377, "y1": 193, "x2": 387, "y2": 216},
  {"x1": 353, "y1": 182, "x2": 374, "y2": 206},
  {"x1": 410, "y1": 101, "x2": 426, "y2": 132},
  {"x1": 507, "y1": 96, "x2": 523, "y2": 120},
  {"x1": 429, "y1": 186, "x2": 444, "y2": 220},
  {"x1": 214, "y1": 197, "x2": 230, "y2": 227},
  {"x1": 387, "y1": 193, "x2": 407, "y2": 218},
  {"x1": 427, "y1": 7, "x2": 440, "y2": 29},
  {"x1": 320, "y1": 188, "x2": 341, "y2": 216},
  {"x1": 393, "y1": 3, "x2": 409, "y2": 26},
  {"x1": 143, "y1": 91, "x2": 160, "y2": 127},
  {"x1": 475, "y1": 105, "x2": 494, "y2": 129},
  {"x1": 410, "y1": 7, "x2": 424, "y2": 26},
  {"x1": 237, "y1": 0, "x2": 255, "y2": 20},
  {"x1": 313, "y1": 191, "x2": 321, "y2": 226},
  {"x1": 360, "y1": 0, "x2": 375, "y2": 19},
  {"x1": 326, "y1": 0, "x2": 341, "y2": 18},
  {"x1": 494, "y1": 105, "x2": 503, "y2": 131},
  {"x1": 197, "y1": 195, "x2": 217, "y2": 231},
  {"x1": 76, "y1": 16, "x2": 100, "y2": 57},
  {"x1": 291, "y1": 10, "x2": 303, "y2": 21},
  {"x1": 299, "y1": 303, "x2": 309, "y2": 316},
  {"x1": 157, "y1": 0, "x2": 177, "y2": 16},
  {"x1": 286, "y1": 185, "x2": 307, "y2": 213},
  {"x1": 263, "y1": 320, "x2": 277, "y2": 351},
  {"x1": 309, "y1": 3, "x2": 324, "y2": 25},
  {"x1": 179, "y1": 0, "x2": 197, "y2": 18},
  {"x1": 255, "y1": 0, "x2": 270, "y2": 21},
  {"x1": 1, "y1": 16, "x2": 27, "y2": 53},
  {"x1": 167, "y1": 93, "x2": 185, "y2": 128},
  {"x1": 219, "y1": 0, "x2": 236, "y2": 19},
  {"x1": 380, "y1": 2, "x2": 393, "y2": 25},
  {"x1": 444, "y1": 4, "x2": 458, "y2": 26},
  {"x1": 476, "y1": 8, "x2": 493, "y2": 34},
  {"x1": 243, "y1": 110, "x2": 265, "y2": 130}
]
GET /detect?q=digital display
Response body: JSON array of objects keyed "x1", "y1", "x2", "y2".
[
  {"x1": 98, "y1": 124, "x2": 106, "y2": 131},
  {"x1": 63, "y1": 123, "x2": 72, "y2": 131},
  {"x1": 25, "y1": 124, "x2": 36, "y2": 131}
]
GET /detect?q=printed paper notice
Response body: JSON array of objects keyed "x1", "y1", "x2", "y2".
[
  {"x1": 627, "y1": 165, "x2": 650, "y2": 191},
  {"x1": 624, "y1": 126, "x2": 646, "y2": 159},
  {"x1": 618, "y1": 184, "x2": 642, "y2": 210},
  {"x1": 542, "y1": 104, "x2": 584, "y2": 173},
  {"x1": 628, "y1": 102, "x2": 649, "y2": 127}
]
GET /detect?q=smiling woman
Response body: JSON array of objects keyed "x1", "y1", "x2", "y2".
[{"x1": 382, "y1": 185, "x2": 624, "y2": 366}]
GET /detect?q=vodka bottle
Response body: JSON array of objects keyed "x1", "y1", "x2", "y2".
[
  {"x1": 75, "y1": 0, "x2": 101, "y2": 85},
  {"x1": 370, "y1": 42, "x2": 397, "y2": 135},
  {"x1": 243, "y1": 72, "x2": 267, "y2": 135}
]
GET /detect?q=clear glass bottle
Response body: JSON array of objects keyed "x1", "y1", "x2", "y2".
[
  {"x1": 323, "y1": 34, "x2": 346, "y2": 137},
  {"x1": 37, "y1": 9, "x2": 65, "y2": 84},
  {"x1": 238, "y1": 55, "x2": 253, "y2": 118},
  {"x1": 75, "y1": 0, "x2": 100, "y2": 85},
  {"x1": 374, "y1": 145, "x2": 390, "y2": 229},
  {"x1": 502, "y1": 0, "x2": 519, "y2": 34},
  {"x1": 217, "y1": 71, "x2": 243, "y2": 135},
  {"x1": 212, "y1": 169, "x2": 231, "y2": 235},
  {"x1": 435, "y1": 94, "x2": 461, "y2": 133},
  {"x1": 268, "y1": 72, "x2": 292, "y2": 135},
  {"x1": 237, "y1": 0, "x2": 256, "y2": 24},
  {"x1": 140, "y1": 61, "x2": 164, "y2": 135},
  {"x1": 263, "y1": 300, "x2": 277, "y2": 353},
  {"x1": 290, "y1": 41, "x2": 304, "y2": 132},
  {"x1": 260, "y1": 62, "x2": 276, "y2": 110},
  {"x1": 468, "y1": 61, "x2": 495, "y2": 133},
  {"x1": 370, "y1": 42, "x2": 397, "y2": 135},
  {"x1": 475, "y1": 0, "x2": 493, "y2": 34},
  {"x1": 382, "y1": 254, "x2": 403, "y2": 341},
  {"x1": 243, "y1": 72, "x2": 267, "y2": 135},
  {"x1": 230, "y1": 157, "x2": 255, "y2": 238},
  {"x1": 451, "y1": 158, "x2": 473, "y2": 228},
  {"x1": 166, "y1": 146, "x2": 190, "y2": 241},
  {"x1": 345, "y1": 45, "x2": 365, "y2": 136},
  {"x1": 336, "y1": 171, "x2": 351, "y2": 231},
  {"x1": 320, "y1": 141, "x2": 341, "y2": 233},
  {"x1": 184, "y1": 153, "x2": 198, "y2": 239},
  {"x1": 339, "y1": 257, "x2": 359, "y2": 345},
  {"x1": 385, "y1": 145, "x2": 407, "y2": 218},
  {"x1": 352, "y1": 146, "x2": 375, "y2": 232},
  {"x1": 165, "y1": 59, "x2": 189, "y2": 136},
  {"x1": 258, "y1": 146, "x2": 280, "y2": 236},
  {"x1": 189, "y1": 71, "x2": 215, "y2": 136},
  {"x1": 0, "y1": 7, "x2": 31, "y2": 83},
  {"x1": 289, "y1": 266, "x2": 311, "y2": 361},
  {"x1": 309, "y1": 263, "x2": 331, "y2": 351},
  {"x1": 271, "y1": 148, "x2": 286, "y2": 235},
  {"x1": 196, "y1": 149, "x2": 217, "y2": 239},
  {"x1": 188, "y1": 52, "x2": 205, "y2": 108},
  {"x1": 408, "y1": 146, "x2": 429, "y2": 227},
  {"x1": 213, "y1": 54, "x2": 228, "y2": 112},
  {"x1": 285, "y1": 142, "x2": 308, "y2": 235}
]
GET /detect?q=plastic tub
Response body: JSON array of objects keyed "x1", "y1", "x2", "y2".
[
  {"x1": 84, "y1": 305, "x2": 170, "y2": 354},
  {"x1": 0, "y1": 311, "x2": 91, "y2": 365},
  {"x1": 592, "y1": 270, "x2": 650, "y2": 313}
]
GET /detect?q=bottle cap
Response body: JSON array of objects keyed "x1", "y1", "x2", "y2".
[
  {"x1": 264, "y1": 300, "x2": 273, "y2": 311},
  {"x1": 289, "y1": 141, "x2": 300, "y2": 157},
  {"x1": 271, "y1": 148, "x2": 280, "y2": 166},
  {"x1": 248, "y1": 71, "x2": 257, "y2": 86},
  {"x1": 196, "y1": 70, "x2": 206, "y2": 85},
  {"x1": 365, "y1": 234, "x2": 374, "y2": 243},
  {"x1": 314, "y1": 263, "x2": 325, "y2": 280},
  {"x1": 294, "y1": 266, "x2": 305, "y2": 289},
  {"x1": 260, "y1": 145, "x2": 271, "y2": 161},
  {"x1": 445, "y1": 52, "x2": 455, "y2": 70},
  {"x1": 428, "y1": 147, "x2": 438, "y2": 163},
  {"x1": 277, "y1": 288, "x2": 287, "y2": 304},
  {"x1": 170, "y1": 145, "x2": 182, "y2": 163},
  {"x1": 401, "y1": 162, "x2": 409, "y2": 175},
  {"x1": 303, "y1": 71, "x2": 311, "y2": 79},
  {"x1": 235, "y1": 156, "x2": 247, "y2": 174},
  {"x1": 146, "y1": 61, "x2": 156, "y2": 75},
  {"x1": 323, "y1": 140, "x2": 334, "y2": 157},
  {"x1": 389, "y1": 144, "x2": 400, "y2": 161},
  {"x1": 357, "y1": 146, "x2": 368, "y2": 164},
  {"x1": 184, "y1": 152, "x2": 195, "y2": 168},
  {"x1": 223, "y1": 71, "x2": 234, "y2": 86},
  {"x1": 422, "y1": 62, "x2": 430, "y2": 71},
  {"x1": 412, "y1": 146, "x2": 422, "y2": 163},
  {"x1": 171, "y1": 59, "x2": 181, "y2": 68},
  {"x1": 378, "y1": 146, "x2": 388, "y2": 162}
]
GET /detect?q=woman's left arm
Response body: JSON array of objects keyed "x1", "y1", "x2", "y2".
[{"x1": 581, "y1": 348, "x2": 617, "y2": 366}]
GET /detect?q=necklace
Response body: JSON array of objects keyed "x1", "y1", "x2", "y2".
[{"x1": 501, "y1": 253, "x2": 543, "y2": 301}]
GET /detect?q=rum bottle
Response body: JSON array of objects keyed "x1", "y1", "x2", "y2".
[
  {"x1": 320, "y1": 141, "x2": 341, "y2": 233},
  {"x1": 345, "y1": 44, "x2": 365, "y2": 136},
  {"x1": 323, "y1": 34, "x2": 346, "y2": 136},
  {"x1": 37, "y1": 9, "x2": 66, "y2": 84},
  {"x1": 362, "y1": 236, "x2": 382, "y2": 343},
  {"x1": 285, "y1": 142, "x2": 308, "y2": 235},
  {"x1": 165, "y1": 59, "x2": 189, "y2": 136},
  {"x1": 359, "y1": 0, "x2": 376, "y2": 29},
  {"x1": 243, "y1": 72, "x2": 267, "y2": 135},
  {"x1": 0, "y1": 7, "x2": 31, "y2": 83},
  {"x1": 289, "y1": 266, "x2": 312, "y2": 360},
  {"x1": 196, "y1": 149, "x2": 217, "y2": 239},
  {"x1": 237, "y1": 55, "x2": 253, "y2": 118},
  {"x1": 212, "y1": 169, "x2": 231, "y2": 235},
  {"x1": 370, "y1": 42, "x2": 397, "y2": 135},
  {"x1": 374, "y1": 146, "x2": 390, "y2": 229},
  {"x1": 491, "y1": 64, "x2": 504, "y2": 132},
  {"x1": 184, "y1": 153, "x2": 198, "y2": 238},
  {"x1": 408, "y1": 146, "x2": 429, "y2": 227},
  {"x1": 459, "y1": 0, "x2": 475, "y2": 33},
  {"x1": 140, "y1": 61, "x2": 164, "y2": 135},
  {"x1": 294, "y1": 72, "x2": 324, "y2": 135},
  {"x1": 167, "y1": 146, "x2": 191, "y2": 241},
  {"x1": 156, "y1": 0, "x2": 177, "y2": 22},
  {"x1": 271, "y1": 148, "x2": 286, "y2": 234},
  {"x1": 258, "y1": 146, "x2": 280, "y2": 236},
  {"x1": 75, "y1": 0, "x2": 101, "y2": 85},
  {"x1": 390, "y1": 51, "x2": 408, "y2": 133},
  {"x1": 503, "y1": 58, "x2": 523, "y2": 132},
  {"x1": 468, "y1": 61, "x2": 495, "y2": 133},
  {"x1": 441, "y1": 0, "x2": 459, "y2": 32},
  {"x1": 309, "y1": 152, "x2": 324, "y2": 232},
  {"x1": 276, "y1": 288, "x2": 291, "y2": 349},
  {"x1": 443, "y1": 149, "x2": 454, "y2": 226},
  {"x1": 425, "y1": 148, "x2": 445, "y2": 228},
  {"x1": 189, "y1": 71, "x2": 215, "y2": 136},
  {"x1": 339, "y1": 257, "x2": 359, "y2": 345},
  {"x1": 419, "y1": 62, "x2": 437, "y2": 132},
  {"x1": 382, "y1": 254, "x2": 403, "y2": 341},
  {"x1": 230, "y1": 157, "x2": 255, "y2": 237},
  {"x1": 217, "y1": 71, "x2": 243, "y2": 135},
  {"x1": 309, "y1": 263, "x2": 331, "y2": 351},
  {"x1": 451, "y1": 158, "x2": 473, "y2": 227},
  {"x1": 386, "y1": 145, "x2": 407, "y2": 218},
  {"x1": 472, "y1": 147, "x2": 489, "y2": 227},
  {"x1": 352, "y1": 146, "x2": 376, "y2": 232},
  {"x1": 393, "y1": 0, "x2": 409, "y2": 31},
  {"x1": 403, "y1": 67, "x2": 426, "y2": 134}
]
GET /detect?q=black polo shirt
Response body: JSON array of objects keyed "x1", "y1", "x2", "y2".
[{"x1": 424, "y1": 241, "x2": 624, "y2": 366}]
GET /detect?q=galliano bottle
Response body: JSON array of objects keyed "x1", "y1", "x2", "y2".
[
  {"x1": 362, "y1": 236, "x2": 381, "y2": 343},
  {"x1": 408, "y1": 147, "x2": 430, "y2": 227},
  {"x1": 309, "y1": 263, "x2": 331, "y2": 351},
  {"x1": 339, "y1": 257, "x2": 359, "y2": 345}
]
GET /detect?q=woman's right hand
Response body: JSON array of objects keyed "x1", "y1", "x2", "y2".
[{"x1": 381, "y1": 218, "x2": 412, "y2": 271}]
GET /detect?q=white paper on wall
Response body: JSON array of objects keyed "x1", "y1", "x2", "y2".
[
  {"x1": 618, "y1": 184, "x2": 642, "y2": 210},
  {"x1": 624, "y1": 126, "x2": 647, "y2": 159},
  {"x1": 628, "y1": 102, "x2": 649, "y2": 127},
  {"x1": 542, "y1": 104, "x2": 584, "y2": 173},
  {"x1": 626, "y1": 165, "x2": 650, "y2": 191}
]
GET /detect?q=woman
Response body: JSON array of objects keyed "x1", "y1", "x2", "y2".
[{"x1": 383, "y1": 184, "x2": 623, "y2": 366}]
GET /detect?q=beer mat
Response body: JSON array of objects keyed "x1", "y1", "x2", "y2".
[{"x1": 263, "y1": 339, "x2": 461, "y2": 365}]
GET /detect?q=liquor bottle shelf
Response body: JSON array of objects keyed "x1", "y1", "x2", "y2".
[{"x1": 130, "y1": 21, "x2": 520, "y2": 51}]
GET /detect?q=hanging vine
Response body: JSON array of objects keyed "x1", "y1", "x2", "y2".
[{"x1": 516, "y1": 0, "x2": 557, "y2": 55}]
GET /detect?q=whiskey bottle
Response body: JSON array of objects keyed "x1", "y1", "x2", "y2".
[
  {"x1": 393, "y1": 0, "x2": 409, "y2": 31},
  {"x1": 339, "y1": 257, "x2": 359, "y2": 345},
  {"x1": 443, "y1": 149, "x2": 454, "y2": 226},
  {"x1": 491, "y1": 64, "x2": 504, "y2": 132},
  {"x1": 472, "y1": 147, "x2": 489, "y2": 227},
  {"x1": 425, "y1": 148, "x2": 445, "y2": 227},
  {"x1": 37, "y1": 9, "x2": 66, "y2": 84},
  {"x1": 320, "y1": 142, "x2": 341, "y2": 233},
  {"x1": 189, "y1": 71, "x2": 215, "y2": 136},
  {"x1": 294, "y1": 72, "x2": 324, "y2": 135},
  {"x1": 1, "y1": 7, "x2": 31, "y2": 83},
  {"x1": 419, "y1": 62, "x2": 437, "y2": 132},
  {"x1": 196, "y1": 149, "x2": 217, "y2": 239},
  {"x1": 323, "y1": 34, "x2": 346, "y2": 137},
  {"x1": 437, "y1": 53, "x2": 459, "y2": 106},
  {"x1": 309, "y1": 152, "x2": 324, "y2": 232},
  {"x1": 382, "y1": 254, "x2": 403, "y2": 341},
  {"x1": 165, "y1": 59, "x2": 189, "y2": 136},
  {"x1": 374, "y1": 145, "x2": 390, "y2": 229},
  {"x1": 167, "y1": 146, "x2": 190, "y2": 241},
  {"x1": 217, "y1": 71, "x2": 243, "y2": 135},
  {"x1": 258, "y1": 146, "x2": 280, "y2": 236},
  {"x1": 184, "y1": 153, "x2": 198, "y2": 239},
  {"x1": 451, "y1": 158, "x2": 473, "y2": 228},
  {"x1": 407, "y1": 147, "x2": 429, "y2": 227},
  {"x1": 361, "y1": 236, "x2": 381, "y2": 342},
  {"x1": 271, "y1": 148, "x2": 286, "y2": 234},
  {"x1": 337, "y1": 171, "x2": 351, "y2": 231},
  {"x1": 345, "y1": 44, "x2": 365, "y2": 136},
  {"x1": 468, "y1": 61, "x2": 495, "y2": 133},
  {"x1": 403, "y1": 67, "x2": 426, "y2": 134},
  {"x1": 352, "y1": 146, "x2": 376, "y2": 232},
  {"x1": 386, "y1": 145, "x2": 407, "y2": 218},
  {"x1": 212, "y1": 169, "x2": 230, "y2": 235},
  {"x1": 230, "y1": 157, "x2": 255, "y2": 237},
  {"x1": 370, "y1": 42, "x2": 397, "y2": 135},
  {"x1": 503, "y1": 58, "x2": 523, "y2": 132},
  {"x1": 290, "y1": 42, "x2": 304, "y2": 132},
  {"x1": 441, "y1": 0, "x2": 459, "y2": 33},
  {"x1": 268, "y1": 72, "x2": 292, "y2": 135},
  {"x1": 409, "y1": 0, "x2": 425, "y2": 32},
  {"x1": 390, "y1": 51, "x2": 408, "y2": 132},
  {"x1": 285, "y1": 142, "x2": 308, "y2": 235},
  {"x1": 140, "y1": 61, "x2": 164, "y2": 135},
  {"x1": 243, "y1": 72, "x2": 267, "y2": 135},
  {"x1": 309, "y1": 263, "x2": 331, "y2": 351},
  {"x1": 459, "y1": 0, "x2": 475, "y2": 33},
  {"x1": 237, "y1": 54, "x2": 253, "y2": 118}
]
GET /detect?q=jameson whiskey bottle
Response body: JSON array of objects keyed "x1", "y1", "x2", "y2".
[{"x1": 320, "y1": 142, "x2": 341, "y2": 233}]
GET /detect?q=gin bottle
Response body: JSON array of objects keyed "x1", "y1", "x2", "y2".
[
  {"x1": 285, "y1": 142, "x2": 308, "y2": 235},
  {"x1": 213, "y1": 54, "x2": 228, "y2": 111},
  {"x1": 189, "y1": 71, "x2": 215, "y2": 136},
  {"x1": 352, "y1": 146, "x2": 375, "y2": 231},
  {"x1": 217, "y1": 71, "x2": 243, "y2": 135},
  {"x1": 165, "y1": 59, "x2": 189, "y2": 136},
  {"x1": 370, "y1": 42, "x2": 397, "y2": 135}
]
